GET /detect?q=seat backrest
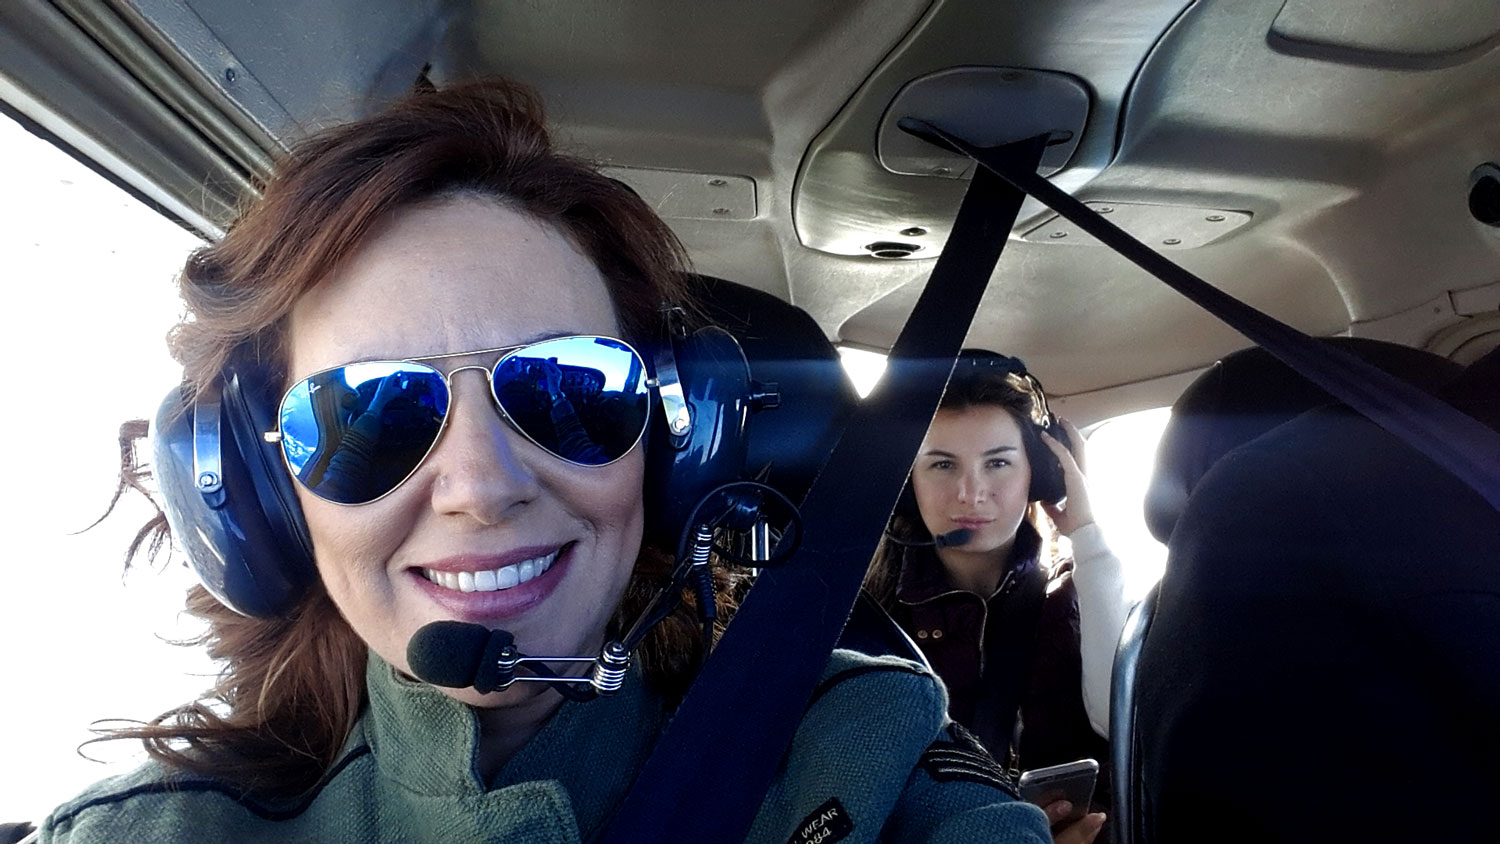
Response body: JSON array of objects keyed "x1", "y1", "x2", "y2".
[
  {"x1": 1108, "y1": 581, "x2": 1158, "y2": 844},
  {"x1": 1115, "y1": 338, "x2": 1460, "y2": 844}
]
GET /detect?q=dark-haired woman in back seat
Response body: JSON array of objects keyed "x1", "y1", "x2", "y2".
[{"x1": 865, "y1": 352, "x2": 1133, "y2": 844}]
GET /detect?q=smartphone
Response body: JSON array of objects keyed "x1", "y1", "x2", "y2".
[{"x1": 1017, "y1": 758, "x2": 1099, "y2": 823}]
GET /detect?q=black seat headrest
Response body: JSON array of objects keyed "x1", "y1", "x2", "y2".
[{"x1": 1144, "y1": 338, "x2": 1464, "y2": 544}]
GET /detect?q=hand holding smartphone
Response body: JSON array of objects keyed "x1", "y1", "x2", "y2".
[{"x1": 1017, "y1": 758, "x2": 1099, "y2": 824}]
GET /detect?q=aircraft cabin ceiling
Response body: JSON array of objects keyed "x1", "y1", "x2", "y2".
[{"x1": 2, "y1": 0, "x2": 1498, "y2": 416}]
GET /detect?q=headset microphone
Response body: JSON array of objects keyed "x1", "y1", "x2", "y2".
[
  {"x1": 407, "y1": 621, "x2": 630, "y2": 700},
  {"x1": 883, "y1": 528, "x2": 972, "y2": 549},
  {"x1": 935, "y1": 529, "x2": 972, "y2": 548}
]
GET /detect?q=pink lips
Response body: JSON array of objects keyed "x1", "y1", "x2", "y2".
[
  {"x1": 950, "y1": 517, "x2": 993, "y2": 530},
  {"x1": 409, "y1": 544, "x2": 572, "y2": 622}
]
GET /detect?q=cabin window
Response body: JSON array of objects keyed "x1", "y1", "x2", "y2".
[
  {"x1": 837, "y1": 346, "x2": 888, "y2": 398},
  {"x1": 0, "y1": 110, "x2": 211, "y2": 822},
  {"x1": 1074, "y1": 407, "x2": 1170, "y2": 600}
]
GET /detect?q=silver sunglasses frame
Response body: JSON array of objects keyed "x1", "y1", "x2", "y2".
[{"x1": 262, "y1": 334, "x2": 657, "y2": 505}]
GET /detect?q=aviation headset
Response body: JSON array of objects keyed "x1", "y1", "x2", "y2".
[
  {"x1": 889, "y1": 349, "x2": 1072, "y2": 534},
  {"x1": 151, "y1": 276, "x2": 855, "y2": 619}
]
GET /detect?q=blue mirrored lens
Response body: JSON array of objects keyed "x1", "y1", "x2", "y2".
[
  {"x1": 279, "y1": 361, "x2": 448, "y2": 504},
  {"x1": 277, "y1": 337, "x2": 651, "y2": 503},
  {"x1": 492, "y1": 336, "x2": 650, "y2": 465}
]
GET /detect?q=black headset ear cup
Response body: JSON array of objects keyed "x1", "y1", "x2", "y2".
[
  {"x1": 1022, "y1": 418, "x2": 1067, "y2": 504},
  {"x1": 151, "y1": 372, "x2": 317, "y2": 618},
  {"x1": 222, "y1": 366, "x2": 317, "y2": 573},
  {"x1": 643, "y1": 325, "x2": 754, "y2": 549},
  {"x1": 641, "y1": 276, "x2": 861, "y2": 550},
  {"x1": 691, "y1": 277, "x2": 859, "y2": 506}
]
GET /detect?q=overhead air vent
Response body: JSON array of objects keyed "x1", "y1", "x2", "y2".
[
  {"x1": 1469, "y1": 163, "x2": 1500, "y2": 229},
  {"x1": 1429, "y1": 311, "x2": 1500, "y2": 366},
  {"x1": 864, "y1": 241, "x2": 923, "y2": 260}
]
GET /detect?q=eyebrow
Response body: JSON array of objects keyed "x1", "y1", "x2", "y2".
[
  {"x1": 921, "y1": 445, "x2": 1020, "y2": 458},
  {"x1": 346, "y1": 329, "x2": 581, "y2": 364}
]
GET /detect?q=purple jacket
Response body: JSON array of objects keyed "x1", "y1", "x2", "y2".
[{"x1": 883, "y1": 522, "x2": 1109, "y2": 799}]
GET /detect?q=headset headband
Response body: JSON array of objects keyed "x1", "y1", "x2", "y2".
[{"x1": 956, "y1": 349, "x2": 1056, "y2": 430}]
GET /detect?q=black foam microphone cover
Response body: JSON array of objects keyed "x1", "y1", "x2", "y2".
[
  {"x1": 933, "y1": 529, "x2": 972, "y2": 548},
  {"x1": 407, "y1": 621, "x2": 513, "y2": 690},
  {"x1": 472, "y1": 627, "x2": 518, "y2": 694}
]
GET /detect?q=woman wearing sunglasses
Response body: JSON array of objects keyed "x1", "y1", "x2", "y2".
[
  {"x1": 40, "y1": 79, "x2": 1050, "y2": 843},
  {"x1": 865, "y1": 356, "x2": 1131, "y2": 844}
]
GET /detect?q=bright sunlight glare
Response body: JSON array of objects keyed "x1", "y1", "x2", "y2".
[
  {"x1": 0, "y1": 112, "x2": 210, "y2": 824},
  {"x1": 836, "y1": 346, "x2": 888, "y2": 398},
  {"x1": 1083, "y1": 407, "x2": 1170, "y2": 600}
]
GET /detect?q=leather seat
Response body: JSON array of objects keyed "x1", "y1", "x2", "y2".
[{"x1": 1111, "y1": 338, "x2": 1461, "y2": 844}]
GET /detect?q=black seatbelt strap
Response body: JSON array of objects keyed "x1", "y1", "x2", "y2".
[
  {"x1": 900, "y1": 118, "x2": 1500, "y2": 513},
  {"x1": 600, "y1": 136, "x2": 1052, "y2": 844}
]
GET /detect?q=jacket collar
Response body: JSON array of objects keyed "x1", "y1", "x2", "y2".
[
  {"x1": 894, "y1": 519, "x2": 1043, "y2": 605},
  {"x1": 363, "y1": 651, "x2": 667, "y2": 836}
]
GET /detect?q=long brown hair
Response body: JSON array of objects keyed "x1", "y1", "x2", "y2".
[{"x1": 105, "y1": 77, "x2": 737, "y2": 799}]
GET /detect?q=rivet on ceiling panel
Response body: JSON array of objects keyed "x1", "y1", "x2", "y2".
[
  {"x1": 1020, "y1": 201, "x2": 1251, "y2": 250},
  {"x1": 602, "y1": 167, "x2": 757, "y2": 221}
]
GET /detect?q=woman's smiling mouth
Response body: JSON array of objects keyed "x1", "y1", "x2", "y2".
[
  {"x1": 419, "y1": 549, "x2": 559, "y2": 592},
  {"x1": 410, "y1": 544, "x2": 576, "y2": 622}
]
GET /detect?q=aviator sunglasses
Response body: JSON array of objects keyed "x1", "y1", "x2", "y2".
[{"x1": 264, "y1": 335, "x2": 652, "y2": 505}]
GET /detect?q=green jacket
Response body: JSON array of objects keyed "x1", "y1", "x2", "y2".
[{"x1": 43, "y1": 650, "x2": 1050, "y2": 843}]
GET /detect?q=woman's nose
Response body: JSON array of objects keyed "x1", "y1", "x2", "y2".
[
  {"x1": 424, "y1": 371, "x2": 542, "y2": 523},
  {"x1": 956, "y1": 471, "x2": 988, "y2": 504}
]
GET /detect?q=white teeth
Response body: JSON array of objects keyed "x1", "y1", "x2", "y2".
[
  {"x1": 421, "y1": 550, "x2": 559, "y2": 595},
  {"x1": 496, "y1": 566, "x2": 520, "y2": 589}
]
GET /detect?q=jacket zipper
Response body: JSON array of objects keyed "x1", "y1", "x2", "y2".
[{"x1": 900, "y1": 568, "x2": 1019, "y2": 676}]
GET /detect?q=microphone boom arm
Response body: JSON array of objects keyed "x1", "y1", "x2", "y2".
[{"x1": 409, "y1": 482, "x2": 793, "y2": 700}]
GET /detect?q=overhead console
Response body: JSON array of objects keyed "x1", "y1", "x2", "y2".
[
  {"x1": 876, "y1": 67, "x2": 1088, "y2": 183},
  {"x1": 791, "y1": 0, "x2": 1194, "y2": 259},
  {"x1": 1267, "y1": 0, "x2": 1500, "y2": 68}
]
